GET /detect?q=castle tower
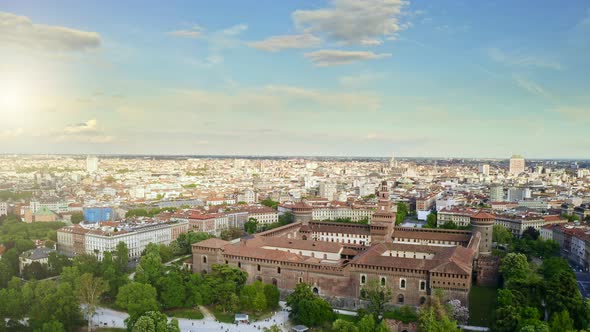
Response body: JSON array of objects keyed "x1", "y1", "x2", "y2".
[
  {"x1": 292, "y1": 203, "x2": 313, "y2": 226},
  {"x1": 471, "y1": 211, "x2": 495, "y2": 256},
  {"x1": 370, "y1": 181, "x2": 396, "y2": 243}
]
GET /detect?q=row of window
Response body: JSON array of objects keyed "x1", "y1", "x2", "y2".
[{"x1": 360, "y1": 275, "x2": 426, "y2": 291}]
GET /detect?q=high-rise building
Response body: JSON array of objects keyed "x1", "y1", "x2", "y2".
[
  {"x1": 479, "y1": 164, "x2": 490, "y2": 176},
  {"x1": 490, "y1": 185, "x2": 504, "y2": 202},
  {"x1": 319, "y1": 182, "x2": 337, "y2": 200},
  {"x1": 86, "y1": 155, "x2": 99, "y2": 174},
  {"x1": 509, "y1": 155, "x2": 525, "y2": 175}
]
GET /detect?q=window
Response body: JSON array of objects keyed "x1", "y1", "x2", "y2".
[
  {"x1": 257, "y1": 264, "x2": 261, "y2": 271},
  {"x1": 420, "y1": 297, "x2": 426, "y2": 305},
  {"x1": 238, "y1": 262, "x2": 241, "y2": 268},
  {"x1": 202, "y1": 256, "x2": 207, "y2": 264},
  {"x1": 361, "y1": 275, "x2": 366, "y2": 285},
  {"x1": 380, "y1": 277, "x2": 386, "y2": 286},
  {"x1": 397, "y1": 294, "x2": 404, "y2": 304},
  {"x1": 298, "y1": 277, "x2": 303, "y2": 283},
  {"x1": 420, "y1": 280, "x2": 426, "y2": 291},
  {"x1": 277, "y1": 267, "x2": 281, "y2": 274},
  {"x1": 400, "y1": 278, "x2": 406, "y2": 289}
]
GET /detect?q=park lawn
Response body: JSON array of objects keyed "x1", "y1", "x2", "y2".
[
  {"x1": 469, "y1": 285, "x2": 498, "y2": 327},
  {"x1": 209, "y1": 305, "x2": 278, "y2": 324},
  {"x1": 333, "y1": 313, "x2": 358, "y2": 323},
  {"x1": 165, "y1": 307, "x2": 204, "y2": 320},
  {"x1": 209, "y1": 306, "x2": 235, "y2": 323}
]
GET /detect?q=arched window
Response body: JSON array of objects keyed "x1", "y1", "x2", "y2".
[
  {"x1": 313, "y1": 287, "x2": 319, "y2": 294},
  {"x1": 400, "y1": 279, "x2": 406, "y2": 289},
  {"x1": 298, "y1": 277, "x2": 303, "y2": 283},
  {"x1": 397, "y1": 294, "x2": 404, "y2": 304},
  {"x1": 257, "y1": 264, "x2": 261, "y2": 271},
  {"x1": 361, "y1": 275, "x2": 366, "y2": 284},
  {"x1": 202, "y1": 256, "x2": 207, "y2": 264},
  {"x1": 238, "y1": 262, "x2": 241, "y2": 268},
  {"x1": 380, "y1": 277, "x2": 386, "y2": 286},
  {"x1": 277, "y1": 267, "x2": 281, "y2": 274},
  {"x1": 420, "y1": 280, "x2": 426, "y2": 291}
]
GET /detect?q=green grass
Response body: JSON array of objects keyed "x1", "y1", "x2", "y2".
[
  {"x1": 209, "y1": 306, "x2": 235, "y2": 323},
  {"x1": 469, "y1": 285, "x2": 498, "y2": 327},
  {"x1": 334, "y1": 313, "x2": 358, "y2": 323},
  {"x1": 208, "y1": 305, "x2": 277, "y2": 323},
  {"x1": 165, "y1": 307, "x2": 204, "y2": 320},
  {"x1": 91, "y1": 329, "x2": 125, "y2": 332}
]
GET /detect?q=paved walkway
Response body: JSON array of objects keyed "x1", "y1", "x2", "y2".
[{"x1": 92, "y1": 302, "x2": 292, "y2": 332}]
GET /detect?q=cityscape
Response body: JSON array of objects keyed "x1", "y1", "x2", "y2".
[{"x1": 1, "y1": 1, "x2": 590, "y2": 332}]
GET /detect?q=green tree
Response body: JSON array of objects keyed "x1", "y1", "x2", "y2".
[
  {"x1": 135, "y1": 244, "x2": 163, "y2": 285},
  {"x1": 425, "y1": 212, "x2": 437, "y2": 228},
  {"x1": 71, "y1": 212, "x2": 84, "y2": 224},
  {"x1": 116, "y1": 282, "x2": 160, "y2": 325},
  {"x1": 245, "y1": 218, "x2": 259, "y2": 234},
  {"x1": 252, "y1": 291, "x2": 267, "y2": 313},
  {"x1": 549, "y1": 310, "x2": 575, "y2": 332},
  {"x1": 114, "y1": 241, "x2": 129, "y2": 274},
  {"x1": 35, "y1": 320, "x2": 65, "y2": 332},
  {"x1": 357, "y1": 314, "x2": 390, "y2": 332},
  {"x1": 260, "y1": 199, "x2": 280, "y2": 210},
  {"x1": 332, "y1": 319, "x2": 359, "y2": 332},
  {"x1": 286, "y1": 283, "x2": 334, "y2": 326},
  {"x1": 500, "y1": 253, "x2": 529, "y2": 281},
  {"x1": 131, "y1": 311, "x2": 180, "y2": 332},
  {"x1": 418, "y1": 290, "x2": 459, "y2": 332},
  {"x1": 264, "y1": 283, "x2": 280, "y2": 309},
  {"x1": 76, "y1": 273, "x2": 109, "y2": 332},
  {"x1": 396, "y1": 202, "x2": 408, "y2": 225},
  {"x1": 361, "y1": 279, "x2": 392, "y2": 322},
  {"x1": 159, "y1": 270, "x2": 186, "y2": 309},
  {"x1": 493, "y1": 224, "x2": 513, "y2": 244},
  {"x1": 220, "y1": 227, "x2": 245, "y2": 240},
  {"x1": 522, "y1": 227, "x2": 540, "y2": 241}
]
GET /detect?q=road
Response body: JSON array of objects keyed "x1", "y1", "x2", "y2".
[
  {"x1": 91, "y1": 302, "x2": 292, "y2": 332},
  {"x1": 576, "y1": 271, "x2": 590, "y2": 299}
]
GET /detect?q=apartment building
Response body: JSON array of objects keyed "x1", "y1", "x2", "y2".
[{"x1": 57, "y1": 220, "x2": 188, "y2": 260}]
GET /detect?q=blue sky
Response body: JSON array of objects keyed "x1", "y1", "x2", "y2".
[{"x1": 0, "y1": 0, "x2": 589, "y2": 158}]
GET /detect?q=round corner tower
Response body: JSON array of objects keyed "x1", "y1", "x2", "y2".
[
  {"x1": 471, "y1": 211, "x2": 495, "y2": 256},
  {"x1": 292, "y1": 203, "x2": 313, "y2": 226}
]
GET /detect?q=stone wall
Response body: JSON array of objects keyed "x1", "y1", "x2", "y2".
[{"x1": 476, "y1": 255, "x2": 500, "y2": 287}]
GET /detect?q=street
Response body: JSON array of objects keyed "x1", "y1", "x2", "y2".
[
  {"x1": 92, "y1": 302, "x2": 292, "y2": 332},
  {"x1": 576, "y1": 271, "x2": 590, "y2": 299}
]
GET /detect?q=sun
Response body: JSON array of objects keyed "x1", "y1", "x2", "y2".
[{"x1": 0, "y1": 77, "x2": 29, "y2": 115}]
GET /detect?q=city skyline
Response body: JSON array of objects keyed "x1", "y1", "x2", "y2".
[{"x1": 1, "y1": 0, "x2": 590, "y2": 158}]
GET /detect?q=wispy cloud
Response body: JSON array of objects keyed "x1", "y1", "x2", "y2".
[
  {"x1": 169, "y1": 25, "x2": 204, "y2": 38},
  {"x1": 512, "y1": 75, "x2": 549, "y2": 97},
  {"x1": 488, "y1": 48, "x2": 562, "y2": 70},
  {"x1": 304, "y1": 50, "x2": 391, "y2": 66},
  {"x1": 551, "y1": 106, "x2": 590, "y2": 122},
  {"x1": 0, "y1": 128, "x2": 24, "y2": 138},
  {"x1": 248, "y1": 33, "x2": 321, "y2": 52},
  {"x1": 0, "y1": 11, "x2": 100, "y2": 52},
  {"x1": 339, "y1": 72, "x2": 385, "y2": 87},
  {"x1": 292, "y1": 0, "x2": 407, "y2": 46}
]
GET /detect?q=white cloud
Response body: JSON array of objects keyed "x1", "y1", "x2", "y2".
[
  {"x1": 248, "y1": 33, "x2": 321, "y2": 52},
  {"x1": 292, "y1": 0, "x2": 406, "y2": 45},
  {"x1": 304, "y1": 50, "x2": 391, "y2": 66},
  {"x1": 339, "y1": 72, "x2": 384, "y2": 87},
  {"x1": 512, "y1": 75, "x2": 548, "y2": 97},
  {"x1": 221, "y1": 24, "x2": 248, "y2": 36},
  {"x1": 488, "y1": 48, "x2": 562, "y2": 70},
  {"x1": 0, "y1": 128, "x2": 23, "y2": 138},
  {"x1": 63, "y1": 119, "x2": 98, "y2": 135},
  {"x1": 0, "y1": 11, "x2": 100, "y2": 52},
  {"x1": 170, "y1": 25, "x2": 204, "y2": 38},
  {"x1": 56, "y1": 119, "x2": 113, "y2": 143}
]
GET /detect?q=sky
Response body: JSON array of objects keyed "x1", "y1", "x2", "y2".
[{"x1": 0, "y1": 0, "x2": 589, "y2": 158}]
